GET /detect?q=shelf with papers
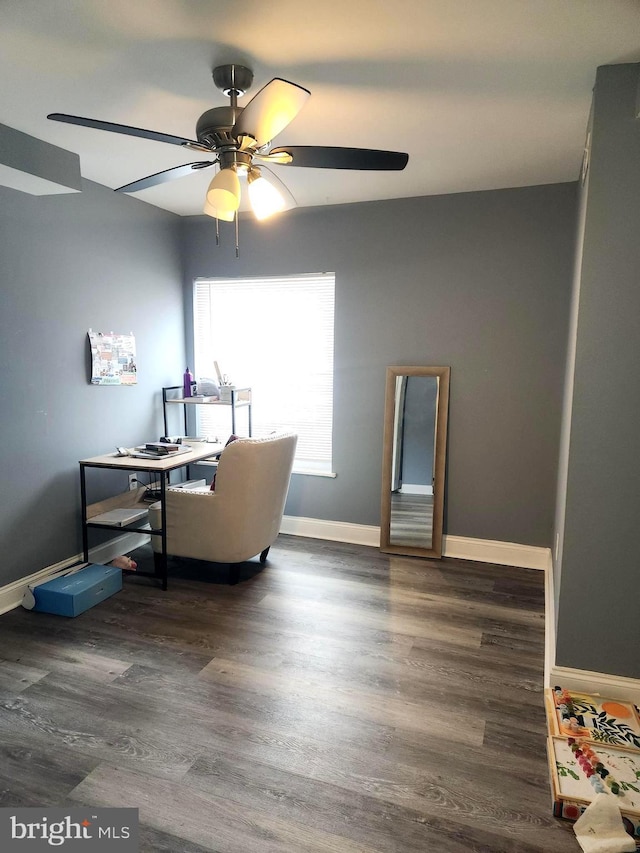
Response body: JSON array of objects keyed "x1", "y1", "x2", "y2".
[{"x1": 162, "y1": 385, "x2": 252, "y2": 438}]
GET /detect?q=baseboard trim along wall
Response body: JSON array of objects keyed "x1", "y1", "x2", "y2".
[
  {"x1": 0, "y1": 532, "x2": 149, "y2": 616},
  {"x1": 550, "y1": 665, "x2": 640, "y2": 706},
  {"x1": 399, "y1": 484, "x2": 433, "y2": 496},
  {"x1": 280, "y1": 515, "x2": 380, "y2": 547},
  {"x1": 544, "y1": 549, "x2": 556, "y2": 690},
  {"x1": 441, "y1": 534, "x2": 549, "y2": 570},
  {"x1": 280, "y1": 516, "x2": 551, "y2": 570}
]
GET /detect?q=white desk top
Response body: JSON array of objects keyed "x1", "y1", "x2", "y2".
[{"x1": 80, "y1": 441, "x2": 225, "y2": 471}]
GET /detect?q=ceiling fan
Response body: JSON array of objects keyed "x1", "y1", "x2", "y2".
[{"x1": 48, "y1": 64, "x2": 409, "y2": 223}]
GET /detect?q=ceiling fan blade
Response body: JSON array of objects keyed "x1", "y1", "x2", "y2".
[
  {"x1": 232, "y1": 79, "x2": 310, "y2": 147},
  {"x1": 116, "y1": 161, "x2": 215, "y2": 193},
  {"x1": 47, "y1": 113, "x2": 209, "y2": 150},
  {"x1": 264, "y1": 146, "x2": 409, "y2": 170}
]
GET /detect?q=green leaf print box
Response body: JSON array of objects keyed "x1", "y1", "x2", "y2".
[{"x1": 545, "y1": 687, "x2": 640, "y2": 749}]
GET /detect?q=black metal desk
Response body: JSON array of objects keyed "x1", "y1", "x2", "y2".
[{"x1": 79, "y1": 442, "x2": 224, "y2": 590}]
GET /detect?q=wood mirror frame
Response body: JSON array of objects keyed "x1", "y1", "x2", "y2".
[{"x1": 380, "y1": 366, "x2": 450, "y2": 559}]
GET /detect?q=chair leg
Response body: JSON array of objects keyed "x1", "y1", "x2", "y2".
[
  {"x1": 229, "y1": 563, "x2": 241, "y2": 585},
  {"x1": 153, "y1": 551, "x2": 164, "y2": 575},
  {"x1": 259, "y1": 546, "x2": 270, "y2": 564}
]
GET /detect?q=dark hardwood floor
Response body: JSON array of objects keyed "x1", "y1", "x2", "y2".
[{"x1": 0, "y1": 536, "x2": 578, "y2": 852}]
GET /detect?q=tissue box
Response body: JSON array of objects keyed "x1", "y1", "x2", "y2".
[
  {"x1": 30, "y1": 563, "x2": 122, "y2": 617},
  {"x1": 547, "y1": 735, "x2": 640, "y2": 843}
]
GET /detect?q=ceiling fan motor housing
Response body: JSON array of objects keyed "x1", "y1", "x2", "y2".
[{"x1": 195, "y1": 106, "x2": 243, "y2": 149}]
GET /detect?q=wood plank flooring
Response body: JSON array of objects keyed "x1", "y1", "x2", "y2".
[
  {"x1": 390, "y1": 492, "x2": 433, "y2": 548},
  {"x1": 0, "y1": 536, "x2": 579, "y2": 852}
]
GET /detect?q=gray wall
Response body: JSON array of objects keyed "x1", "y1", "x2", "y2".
[
  {"x1": 555, "y1": 63, "x2": 640, "y2": 678},
  {"x1": 0, "y1": 180, "x2": 184, "y2": 586},
  {"x1": 181, "y1": 183, "x2": 576, "y2": 546}
]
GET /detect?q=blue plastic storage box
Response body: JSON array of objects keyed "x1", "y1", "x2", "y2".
[{"x1": 31, "y1": 563, "x2": 122, "y2": 617}]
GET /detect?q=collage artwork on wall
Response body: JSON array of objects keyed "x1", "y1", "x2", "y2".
[{"x1": 88, "y1": 330, "x2": 137, "y2": 385}]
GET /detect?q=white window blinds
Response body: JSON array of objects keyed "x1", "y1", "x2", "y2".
[{"x1": 193, "y1": 273, "x2": 335, "y2": 472}]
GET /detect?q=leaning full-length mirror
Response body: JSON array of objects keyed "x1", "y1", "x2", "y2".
[{"x1": 380, "y1": 366, "x2": 450, "y2": 558}]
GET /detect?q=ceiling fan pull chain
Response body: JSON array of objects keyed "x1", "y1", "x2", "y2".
[
  {"x1": 235, "y1": 211, "x2": 239, "y2": 259},
  {"x1": 215, "y1": 216, "x2": 220, "y2": 247}
]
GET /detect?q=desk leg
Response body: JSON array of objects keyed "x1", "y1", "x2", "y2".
[
  {"x1": 159, "y1": 471, "x2": 168, "y2": 591},
  {"x1": 80, "y1": 463, "x2": 89, "y2": 562}
]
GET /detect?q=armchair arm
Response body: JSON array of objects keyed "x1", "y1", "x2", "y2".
[{"x1": 148, "y1": 491, "x2": 217, "y2": 554}]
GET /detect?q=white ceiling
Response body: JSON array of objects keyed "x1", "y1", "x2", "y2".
[{"x1": 1, "y1": 0, "x2": 640, "y2": 217}]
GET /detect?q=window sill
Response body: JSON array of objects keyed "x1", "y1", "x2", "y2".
[
  {"x1": 192, "y1": 460, "x2": 336, "y2": 478},
  {"x1": 292, "y1": 469, "x2": 337, "y2": 478}
]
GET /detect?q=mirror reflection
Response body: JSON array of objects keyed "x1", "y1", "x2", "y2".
[{"x1": 381, "y1": 366, "x2": 450, "y2": 559}]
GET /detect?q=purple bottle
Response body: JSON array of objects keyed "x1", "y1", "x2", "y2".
[{"x1": 183, "y1": 367, "x2": 194, "y2": 398}]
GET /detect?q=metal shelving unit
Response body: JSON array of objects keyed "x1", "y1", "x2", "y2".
[{"x1": 162, "y1": 385, "x2": 252, "y2": 438}]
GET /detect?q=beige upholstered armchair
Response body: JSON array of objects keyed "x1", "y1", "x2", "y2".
[{"x1": 149, "y1": 432, "x2": 297, "y2": 583}]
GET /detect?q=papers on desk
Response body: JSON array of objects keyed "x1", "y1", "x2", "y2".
[
  {"x1": 127, "y1": 444, "x2": 192, "y2": 459},
  {"x1": 145, "y1": 442, "x2": 181, "y2": 453}
]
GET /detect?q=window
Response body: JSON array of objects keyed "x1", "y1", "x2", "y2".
[{"x1": 193, "y1": 273, "x2": 335, "y2": 474}]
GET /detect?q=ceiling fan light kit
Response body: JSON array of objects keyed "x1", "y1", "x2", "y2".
[
  {"x1": 247, "y1": 167, "x2": 287, "y2": 221},
  {"x1": 203, "y1": 198, "x2": 234, "y2": 222},
  {"x1": 47, "y1": 62, "x2": 408, "y2": 252},
  {"x1": 206, "y1": 167, "x2": 241, "y2": 214}
]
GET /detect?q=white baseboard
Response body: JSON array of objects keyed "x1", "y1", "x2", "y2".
[
  {"x1": 399, "y1": 484, "x2": 433, "y2": 496},
  {"x1": 544, "y1": 549, "x2": 556, "y2": 689},
  {"x1": 550, "y1": 665, "x2": 640, "y2": 705},
  {"x1": 0, "y1": 532, "x2": 148, "y2": 616},
  {"x1": 280, "y1": 516, "x2": 551, "y2": 570},
  {"x1": 280, "y1": 515, "x2": 380, "y2": 547},
  {"x1": 442, "y1": 534, "x2": 550, "y2": 570}
]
